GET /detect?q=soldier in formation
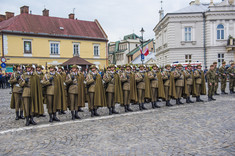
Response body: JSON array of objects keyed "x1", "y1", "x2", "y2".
[{"x1": 9, "y1": 61, "x2": 234, "y2": 126}]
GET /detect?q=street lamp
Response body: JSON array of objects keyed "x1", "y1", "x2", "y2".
[{"x1": 140, "y1": 27, "x2": 145, "y2": 65}]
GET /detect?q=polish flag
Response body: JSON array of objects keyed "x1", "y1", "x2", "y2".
[
  {"x1": 139, "y1": 45, "x2": 143, "y2": 54},
  {"x1": 143, "y1": 45, "x2": 149, "y2": 56}
]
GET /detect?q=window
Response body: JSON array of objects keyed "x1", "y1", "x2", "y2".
[
  {"x1": 217, "y1": 24, "x2": 224, "y2": 40},
  {"x1": 185, "y1": 27, "x2": 192, "y2": 41},
  {"x1": 218, "y1": 53, "x2": 224, "y2": 66},
  {"x1": 24, "y1": 41, "x2": 32, "y2": 53},
  {"x1": 94, "y1": 44, "x2": 100, "y2": 56},
  {"x1": 73, "y1": 43, "x2": 80, "y2": 56},
  {"x1": 50, "y1": 42, "x2": 60, "y2": 55},
  {"x1": 185, "y1": 54, "x2": 192, "y2": 63}
]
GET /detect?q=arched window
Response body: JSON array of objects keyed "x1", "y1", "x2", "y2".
[{"x1": 217, "y1": 24, "x2": 224, "y2": 40}]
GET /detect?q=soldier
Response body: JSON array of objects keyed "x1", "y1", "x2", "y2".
[
  {"x1": 135, "y1": 65, "x2": 151, "y2": 110},
  {"x1": 162, "y1": 64, "x2": 174, "y2": 106},
  {"x1": 227, "y1": 62, "x2": 235, "y2": 94},
  {"x1": 20, "y1": 65, "x2": 44, "y2": 126},
  {"x1": 35, "y1": 65, "x2": 46, "y2": 117},
  {"x1": 219, "y1": 61, "x2": 228, "y2": 94},
  {"x1": 213, "y1": 62, "x2": 220, "y2": 95},
  {"x1": 9, "y1": 64, "x2": 24, "y2": 120},
  {"x1": 184, "y1": 64, "x2": 196, "y2": 103},
  {"x1": 119, "y1": 64, "x2": 135, "y2": 112},
  {"x1": 194, "y1": 64, "x2": 206, "y2": 102},
  {"x1": 57, "y1": 66, "x2": 67, "y2": 114},
  {"x1": 148, "y1": 64, "x2": 165, "y2": 108},
  {"x1": 207, "y1": 65, "x2": 216, "y2": 101},
  {"x1": 65, "y1": 65, "x2": 82, "y2": 120},
  {"x1": 132, "y1": 65, "x2": 137, "y2": 73},
  {"x1": 85, "y1": 65, "x2": 106, "y2": 117},
  {"x1": 42, "y1": 65, "x2": 66, "y2": 122},
  {"x1": 174, "y1": 64, "x2": 188, "y2": 105},
  {"x1": 103, "y1": 64, "x2": 123, "y2": 115}
]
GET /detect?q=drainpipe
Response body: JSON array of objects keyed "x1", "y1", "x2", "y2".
[{"x1": 203, "y1": 12, "x2": 207, "y2": 68}]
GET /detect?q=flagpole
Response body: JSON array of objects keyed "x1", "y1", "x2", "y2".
[{"x1": 140, "y1": 27, "x2": 145, "y2": 65}]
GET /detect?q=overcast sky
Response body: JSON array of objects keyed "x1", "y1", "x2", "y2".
[{"x1": 0, "y1": 0, "x2": 222, "y2": 41}]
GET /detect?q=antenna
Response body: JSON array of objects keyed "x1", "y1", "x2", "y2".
[
  {"x1": 160, "y1": 0, "x2": 163, "y2": 10},
  {"x1": 73, "y1": 8, "x2": 75, "y2": 14},
  {"x1": 44, "y1": 5, "x2": 46, "y2": 9}
]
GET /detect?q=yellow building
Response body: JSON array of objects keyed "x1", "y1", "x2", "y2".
[{"x1": 0, "y1": 6, "x2": 108, "y2": 71}]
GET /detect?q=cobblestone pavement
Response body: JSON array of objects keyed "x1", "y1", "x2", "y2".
[{"x1": 0, "y1": 83, "x2": 234, "y2": 155}]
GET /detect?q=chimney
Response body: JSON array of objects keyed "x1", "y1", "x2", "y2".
[
  {"x1": 195, "y1": 0, "x2": 200, "y2": 4},
  {"x1": 5, "y1": 12, "x2": 14, "y2": 20},
  {"x1": 0, "y1": 15, "x2": 6, "y2": 22},
  {"x1": 69, "y1": 13, "x2": 75, "y2": 19},
  {"x1": 189, "y1": 1, "x2": 195, "y2": 5},
  {"x1": 42, "y1": 9, "x2": 49, "y2": 16},
  {"x1": 20, "y1": 6, "x2": 29, "y2": 14},
  {"x1": 159, "y1": 9, "x2": 164, "y2": 21}
]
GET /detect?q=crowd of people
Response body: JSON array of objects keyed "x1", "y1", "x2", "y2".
[
  {"x1": 9, "y1": 61, "x2": 235, "y2": 126},
  {"x1": 0, "y1": 71, "x2": 11, "y2": 89}
]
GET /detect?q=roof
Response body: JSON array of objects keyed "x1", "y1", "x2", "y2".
[
  {"x1": 62, "y1": 56, "x2": 93, "y2": 66},
  {"x1": 131, "y1": 52, "x2": 156, "y2": 64},
  {"x1": 127, "y1": 39, "x2": 153, "y2": 56},
  {"x1": 123, "y1": 33, "x2": 140, "y2": 40},
  {"x1": 173, "y1": 4, "x2": 209, "y2": 14},
  {"x1": 0, "y1": 13, "x2": 107, "y2": 41}
]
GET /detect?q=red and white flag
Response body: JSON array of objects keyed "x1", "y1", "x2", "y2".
[
  {"x1": 139, "y1": 45, "x2": 143, "y2": 54},
  {"x1": 143, "y1": 45, "x2": 149, "y2": 56}
]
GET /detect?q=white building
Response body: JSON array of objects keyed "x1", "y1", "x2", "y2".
[{"x1": 153, "y1": 0, "x2": 235, "y2": 68}]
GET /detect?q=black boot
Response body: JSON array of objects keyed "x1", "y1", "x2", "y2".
[
  {"x1": 94, "y1": 109, "x2": 100, "y2": 116},
  {"x1": 30, "y1": 116, "x2": 37, "y2": 125},
  {"x1": 198, "y1": 96, "x2": 204, "y2": 102},
  {"x1": 154, "y1": 102, "x2": 161, "y2": 108},
  {"x1": 208, "y1": 96, "x2": 212, "y2": 101},
  {"x1": 222, "y1": 91, "x2": 228, "y2": 94},
  {"x1": 186, "y1": 97, "x2": 190, "y2": 104},
  {"x1": 166, "y1": 100, "x2": 173, "y2": 107},
  {"x1": 214, "y1": 91, "x2": 219, "y2": 95},
  {"x1": 112, "y1": 106, "x2": 119, "y2": 114},
  {"x1": 49, "y1": 114, "x2": 53, "y2": 122},
  {"x1": 15, "y1": 111, "x2": 19, "y2": 120},
  {"x1": 78, "y1": 107, "x2": 84, "y2": 112},
  {"x1": 142, "y1": 103, "x2": 147, "y2": 110},
  {"x1": 71, "y1": 111, "x2": 75, "y2": 120},
  {"x1": 189, "y1": 98, "x2": 194, "y2": 103},
  {"x1": 90, "y1": 110, "x2": 94, "y2": 117},
  {"x1": 75, "y1": 111, "x2": 81, "y2": 119},
  {"x1": 124, "y1": 105, "x2": 128, "y2": 112},
  {"x1": 211, "y1": 96, "x2": 216, "y2": 101},
  {"x1": 58, "y1": 111, "x2": 62, "y2": 115},
  {"x1": 176, "y1": 99, "x2": 179, "y2": 105},
  {"x1": 230, "y1": 89, "x2": 234, "y2": 94},
  {"x1": 151, "y1": 102, "x2": 155, "y2": 109},
  {"x1": 53, "y1": 113, "x2": 60, "y2": 121},
  {"x1": 108, "y1": 107, "x2": 112, "y2": 115},
  {"x1": 196, "y1": 96, "x2": 200, "y2": 102},
  {"x1": 39, "y1": 114, "x2": 46, "y2": 117},
  {"x1": 139, "y1": 103, "x2": 143, "y2": 110},
  {"x1": 61, "y1": 110, "x2": 66, "y2": 114},
  {"x1": 25, "y1": 116, "x2": 30, "y2": 126},
  {"x1": 127, "y1": 105, "x2": 133, "y2": 112},
  {"x1": 19, "y1": 111, "x2": 25, "y2": 119},
  {"x1": 178, "y1": 98, "x2": 184, "y2": 104}
]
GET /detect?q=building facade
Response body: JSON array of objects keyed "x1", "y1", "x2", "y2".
[
  {"x1": 153, "y1": 0, "x2": 235, "y2": 68},
  {"x1": 0, "y1": 6, "x2": 108, "y2": 71}
]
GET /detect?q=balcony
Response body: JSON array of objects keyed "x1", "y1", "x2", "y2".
[{"x1": 226, "y1": 37, "x2": 235, "y2": 52}]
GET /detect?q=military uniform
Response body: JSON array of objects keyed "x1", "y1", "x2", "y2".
[
  {"x1": 194, "y1": 66, "x2": 205, "y2": 102},
  {"x1": 103, "y1": 67, "x2": 120, "y2": 115},
  {"x1": 65, "y1": 67, "x2": 82, "y2": 120},
  {"x1": 119, "y1": 65, "x2": 133, "y2": 112},
  {"x1": 148, "y1": 65, "x2": 161, "y2": 108},
  {"x1": 213, "y1": 62, "x2": 220, "y2": 95},
  {"x1": 162, "y1": 65, "x2": 173, "y2": 106},
  {"x1": 174, "y1": 65, "x2": 185, "y2": 104},
  {"x1": 227, "y1": 63, "x2": 235, "y2": 93},
  {"x1": 57, "y1": 66, "x2": 67, "y2": 114},
  {"x1": 135, "y1": 65, "x2": 149, "y2": 110},
  {"x1": 184, "y1": 65, "x2": 195, "y2": 103},
  {"x1": 219, "y1": 62, "x2": 228, "y2": 94},
  {"x1": 9, "y1": 66, "x2": 24, "y2": 120},
  {"x1": 207, "y1": 66, "x2": 216, "y2": 101}
]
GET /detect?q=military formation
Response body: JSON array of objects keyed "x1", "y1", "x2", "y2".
[{"x1": 9, "y1": 61, "x2": 235, "y2": 126}]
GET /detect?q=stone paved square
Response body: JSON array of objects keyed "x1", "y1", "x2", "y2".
[{"x1": 0, "y1": 83, "x2": 234, "y2": 156}]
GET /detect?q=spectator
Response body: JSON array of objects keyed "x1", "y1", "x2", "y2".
[
  {"x1": 2, "y1": 73, "x2": 6, "y2": 89},
  {"x1": 0, "y1": 71, "x2": 2, "y2": 89}
]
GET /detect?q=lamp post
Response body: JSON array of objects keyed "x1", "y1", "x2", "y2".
[{"x1": 140, "y1": 27, "x2": 145, "y2": 65}]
